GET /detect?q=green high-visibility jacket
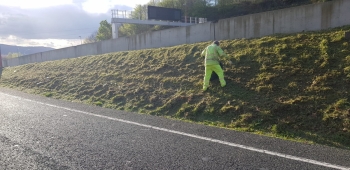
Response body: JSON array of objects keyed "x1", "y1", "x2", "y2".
[{"x1": 201, "y1": 43, "x2": 228, "y2": 66}]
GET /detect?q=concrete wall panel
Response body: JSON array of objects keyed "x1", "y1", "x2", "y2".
[
  {"x1": 149, "y1": 31, "x2": 160, "y2": 48},
  {"x1": 304, "y1": 4, "x2": 321, "y2": 31},
  {"x1": 101, "y1": 40, "x2": 112, "y2": 54},
  {"x1": 33, "y1": 53, "x2": 43, "y2": 63},
  {"x1": 110, "y1": 38, "x2": 125, "y2": 53},
  {"x1": 75, "y1": 43, "x2": 98, "y2": 57},
  {"x1": 21, "y1": 55, "x2": 31, "y2": 65},
  {"x1": 338, "y1": 0, "x2": 350, "y2": 27},
  {"x1": 232, "y1": 15, "x2": 249, "y2": 39},
  {"x1": 273, "y1": 6, "x2": 307, "y2": 34},
  {"x1": 217, "y1": 18, "x2": 230, "y2": 40},
  {"x1": 259, "y1": 11, "x2": 274, "y2": 37},
  {"x1": 191, "y1": 22, "x2": 213, "y2": 43},
  {"x1": 6, "y1": 57, "x2": 19, "y2": 67}
]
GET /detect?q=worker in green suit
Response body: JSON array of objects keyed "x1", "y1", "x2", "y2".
[{"x1": 201, "y1": 40, "x2": 231, "y2": 91}]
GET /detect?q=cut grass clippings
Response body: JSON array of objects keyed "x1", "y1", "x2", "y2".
[{"x1": 1, "y1": 26, "x2": 350, "y2": 149}]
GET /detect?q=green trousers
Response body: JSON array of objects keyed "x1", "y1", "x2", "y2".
[{"x1": 203, "y1": 64, "x2": 226, "y2": 90}]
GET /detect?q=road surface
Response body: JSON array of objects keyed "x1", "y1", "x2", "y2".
[{"x1": 0, "y1": 88, "x2": 349, "y2": 170}]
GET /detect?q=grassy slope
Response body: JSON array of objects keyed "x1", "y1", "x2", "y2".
[{"x1": 1, "y1": 26, "x2": 350, "y2": 149}]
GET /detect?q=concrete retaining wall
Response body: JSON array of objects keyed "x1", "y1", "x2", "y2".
[
  {"x1": 214, "y1": 0, "x2": 350, "y2": 40},
  {"x1": 3, "y1": 0, "x2": 350, "y2": 67}
]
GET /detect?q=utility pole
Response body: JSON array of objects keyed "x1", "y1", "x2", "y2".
[{"x1": 79, "y1": 36, "x2": 82, "y2": 45}]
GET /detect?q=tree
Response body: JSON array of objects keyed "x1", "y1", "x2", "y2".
[
  {"x1": 118, "y1": 4, "x2": 153, "y2": 37},
  {"x1": 84, "y1": 31, "x2": 98, "y2": 44},
  {"x1": 6, "y1": 52, "x2": 22, "y2": 59},
  {"x1": 96, "y1": 20, "x2": 112, "y2": 41}
]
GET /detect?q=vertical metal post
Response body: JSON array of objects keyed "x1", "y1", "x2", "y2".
[{"x1": 79, "y1": 36, "x2": 82, "y2": 45}]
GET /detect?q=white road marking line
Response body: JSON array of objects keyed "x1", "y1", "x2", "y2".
[{"x1": 2, "y1": 92, "x2": 350, "y2": 170}]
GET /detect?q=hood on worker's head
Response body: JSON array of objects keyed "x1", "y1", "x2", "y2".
[{"x1": 213, "y1": 40, "x2": 220, "y2": 46}]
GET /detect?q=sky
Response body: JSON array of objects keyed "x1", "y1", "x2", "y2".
[{"x1": 0, "y1": 0, "x2": 150, "y2": 49}]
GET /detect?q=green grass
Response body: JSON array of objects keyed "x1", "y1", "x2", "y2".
[{"x1": 1, "y1": 26, "x2": 350, "y2": 149}]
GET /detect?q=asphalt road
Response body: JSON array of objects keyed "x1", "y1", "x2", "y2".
[{"x1": 0, "y1": 87, "x2": 350, "y2": 170}]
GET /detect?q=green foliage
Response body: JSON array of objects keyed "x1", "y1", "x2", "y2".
[
  {"x1": 118, "y1": 4, "x2": 153, "y2": 37},
  {"x1": 6, "y1": 52, "x2": 22, "y2": 59},
  {"x1": 323, "y1": 99, "x2": 350, "y2": 135},
  {"x1": 94, "y1": 101, "x2": 104, "y2": 106},
  {"x1": 84, "y1": 31, "x2": 98, "y2": 44},
  {"x1": 96, "y1": 20, "x2": 112, "y2": 41},
  {"x1": 1, "y1": 25, "x2": 350, "y2": 149},
  {"x1": 43, "y1": 92, "x2": 53, "y2": 97}
]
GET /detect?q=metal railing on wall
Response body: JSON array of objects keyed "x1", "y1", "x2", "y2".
[
  {"x1": 183, "y1": 16, "x2": 207, "y2": 24},
  {"x1": 111, "y1": 9, "x2": 208, "y2": 24},
  {"x1": 111, "y1": 10, "x2": 133, "y2": 19}
]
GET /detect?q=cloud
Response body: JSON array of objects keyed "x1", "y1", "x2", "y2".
[
  {"x1": 0, "y1": 1, "x2": 135, "y2": 48},
  {"x1": 0, "y1": 4, "x2": 112, "y2": 39},
  {"x1": 0, "y1": 3, "x2": 133, "y2": 39},
  {"x1": 0, "y1": 35, "x2": 80, "y2": 49},
  {"x1": 0, "y1": 0, "x2": 74, "y2": 9}
]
